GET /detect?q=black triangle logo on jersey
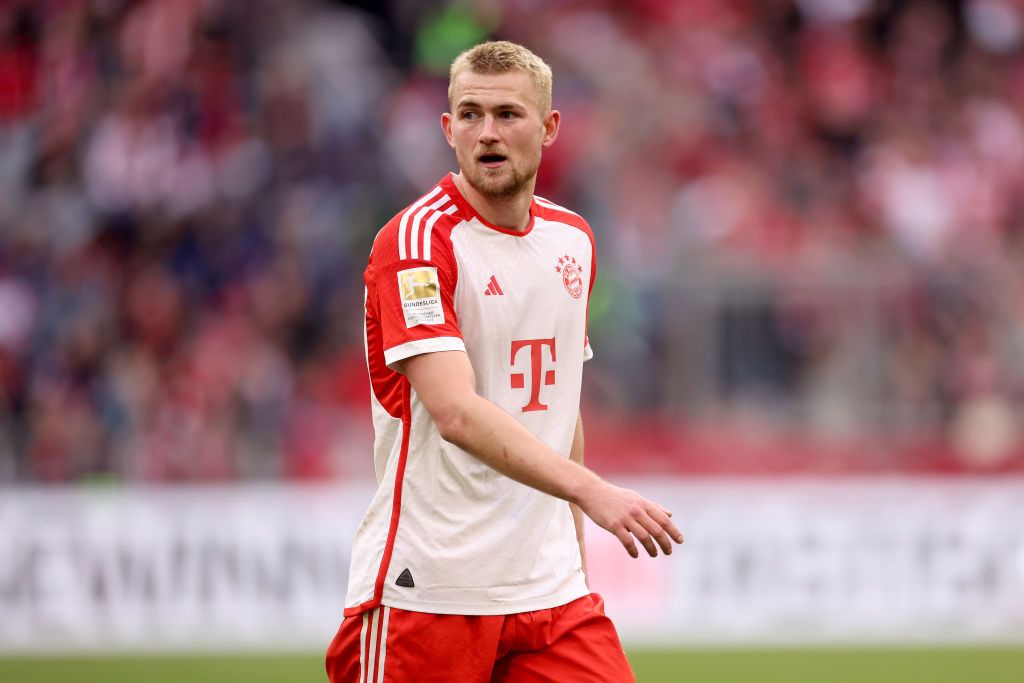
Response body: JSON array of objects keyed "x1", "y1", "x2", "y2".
[{"x1": 396, "y1": 568, "x2": 415, "y2": 588}]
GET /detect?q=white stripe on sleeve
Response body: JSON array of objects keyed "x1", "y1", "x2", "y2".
[
  {"x1": 410, "y1": 195, "x2": 451, "y2": 260},
  {"x1": 398, "y1": 186, "x2": 442, "y2": 260},
  {"x1": 424, "y1": 204, "x2": 458, "y2": 262},
  {"x1": 384, "y1": 336, "x2": 466, "y2": 370}
]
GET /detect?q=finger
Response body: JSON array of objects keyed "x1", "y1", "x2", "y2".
[
  {"x1": 626, "y1": 518, "x2": 658, "y2": 558},
  {"x1": 665, "y1": 518, "x2": 684, "y2": 544},
  {"x1": 637, "y1": 511, "x2": 674, "y2": 555},
  {"x1": 614, "y1": 526, "x2": 639, "y2": 558},
  {"x1": 647, "y1": 505, "x2": 685, "y2": 544}
]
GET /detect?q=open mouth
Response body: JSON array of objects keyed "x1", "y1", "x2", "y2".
[{"x1": 478, "y1": 153, "x2": 508, "y2": 167}]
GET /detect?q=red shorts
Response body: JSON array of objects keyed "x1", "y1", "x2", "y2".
[{"x1": 325, "y1": 593, "x2": 635, "y2": 682}]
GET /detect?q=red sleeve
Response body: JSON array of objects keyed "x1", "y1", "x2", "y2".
[{"x1": 368, "y1": 216, "x2": 464, "y2": 370}]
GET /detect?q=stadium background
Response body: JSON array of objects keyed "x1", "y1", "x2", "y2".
[{"x1": 1, "y1": 0, "x2": 1023, "y2": 681}]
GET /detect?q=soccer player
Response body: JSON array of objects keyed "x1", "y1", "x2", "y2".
[{"x1": 326, "y1": 40, "x2": 683, "y2": 682}]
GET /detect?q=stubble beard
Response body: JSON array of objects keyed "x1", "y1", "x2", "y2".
[{"x1": 461, "y1": 152, "x2": 540, "y2": 200}]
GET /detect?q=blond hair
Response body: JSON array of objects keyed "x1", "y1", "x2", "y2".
[{"x1": 448, "y1": 41, "x2": 553, "y2": 113}]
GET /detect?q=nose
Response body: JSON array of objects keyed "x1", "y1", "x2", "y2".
[{"x1": 478, "y1": 114, "x2": 500, "y2": 144}]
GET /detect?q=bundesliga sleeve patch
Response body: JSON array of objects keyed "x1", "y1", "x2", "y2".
[{"x1": 397, "y1": 266, "x2": 445, "y2": 327}]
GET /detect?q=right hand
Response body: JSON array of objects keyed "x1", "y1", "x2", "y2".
[{"x1": 576, "y1": 480, "x2": 684, "y2": 558}]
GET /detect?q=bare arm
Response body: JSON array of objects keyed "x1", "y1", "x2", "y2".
[
  {"x1": 403, "y1": 351, "x2": 683, "y2": 558},
  {"x1": 569, "y1": 413, "x2": 588, "y2": 581}
]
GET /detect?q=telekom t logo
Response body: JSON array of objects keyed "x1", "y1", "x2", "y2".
[{"x1": 510, "y1": 338, "x2": 556, "y2": 412}]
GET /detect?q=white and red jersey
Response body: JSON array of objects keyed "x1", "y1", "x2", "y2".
[{"x1": 345, "y1": 173, "x2": 596, "y2": 617}]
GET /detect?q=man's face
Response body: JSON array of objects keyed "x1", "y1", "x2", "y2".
[{"x1": 442, "y1": 70, "x2": 559, "y2": 199}]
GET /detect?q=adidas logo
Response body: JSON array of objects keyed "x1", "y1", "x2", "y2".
[{"x1": 484, "y1": 275, "x2": 504, "y2": 296}]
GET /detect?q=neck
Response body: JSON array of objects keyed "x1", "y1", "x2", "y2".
[{"x1": 452, "y1": 173, "x2": 534, "y2": 232}]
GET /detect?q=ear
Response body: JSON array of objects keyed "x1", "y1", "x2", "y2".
[
  {"x1": 541, "y1": 109, "x2": 561, "y2": 148},
  {"x1": 441, "y1": 112, "x2": 456, "y2": 149}
]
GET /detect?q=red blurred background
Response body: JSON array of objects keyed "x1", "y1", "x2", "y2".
[{"x1": 2, "y1": 0, "x2": 1024, "y2": 483}]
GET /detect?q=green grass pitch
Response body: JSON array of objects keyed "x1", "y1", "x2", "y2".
[{"x1": 0, "y1": 647, "x2": 1021, "y2": 682}]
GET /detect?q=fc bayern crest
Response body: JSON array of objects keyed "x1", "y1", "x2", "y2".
[{"x1": 555, "y1": 254, "x2": 585, "y2": 299}]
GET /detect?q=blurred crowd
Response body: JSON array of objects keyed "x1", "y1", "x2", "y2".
[{"x1": 2, "y1": 0, "x2": 1024, "y2": 482}]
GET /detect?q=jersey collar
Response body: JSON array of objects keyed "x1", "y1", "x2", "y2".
[{"x1": 442, "y1": 172, "x2": 536, "y2": 237}]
